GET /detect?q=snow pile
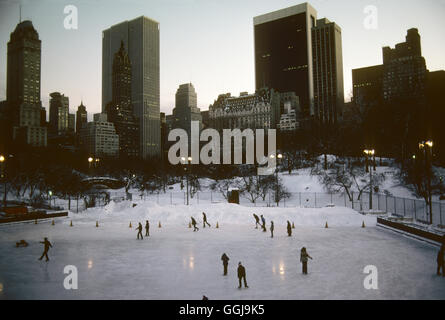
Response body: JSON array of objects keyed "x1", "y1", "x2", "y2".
[{"x1": 68, "y1": 200, "x2": 376, "y2": 228}]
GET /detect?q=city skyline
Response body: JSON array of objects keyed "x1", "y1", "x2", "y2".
[{"x1": 0, "y1": 0, "x2": 444, "y2": 120}]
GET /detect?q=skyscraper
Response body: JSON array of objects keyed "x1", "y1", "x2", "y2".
[
  {"x1": 254, "y1": 3, "x2": 317, "y2": 117},
  {"x1": 312, "y1": 18, "x2": 344, "y2": 125},
  {"x1": 172, "y1": 83, "x2": 202, "y2": 135},
  {"x1": 76, "y1": 101, "x2": 88, "y2": 133},
  {"x1": 49, "y1": 92, "x2": 69, "y2": 135},
  {"x1": 6, "y1": 20, "x2": 47, "y2": 147},
  {"x1": 105, "y1": 41, "x2": 140, "y2": 159},
  {"x1": 102, "y1": 16, "x2": 160, "y2": 159}
]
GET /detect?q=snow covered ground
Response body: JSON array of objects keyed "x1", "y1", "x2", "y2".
[{"x1": 0, "y1": 201, "x2": 444, "y2": 300}]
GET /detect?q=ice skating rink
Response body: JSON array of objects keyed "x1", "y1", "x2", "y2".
[{"x1": 0, "y1": 202, "x2": 444, "y2": 300}]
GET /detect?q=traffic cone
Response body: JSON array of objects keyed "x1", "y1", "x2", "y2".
[
  {"x1": 188, "y1": 222, "x2": 191, "y2": 228},
  {"x1": 70, "y1": 220, "x2": 73, "y2": 227},
  {"x1": 51, "y1": 219, "x2": 55, "y2": 226},
  {"x1": 158, "y1": 221, "x2": 161, "y2": 228},
  {"x1": 292, "y1": 222, "x2": 295, "y2": 229},
  {"x1": 325, "y1": 221, "x2": 328, "y2": 228},
  {"x1": 362, "y1": 221, "x2": 365, "y2": 228},
  {"x1": 216, "y1": 222, "x2": 219, "y2": 229},
  {"x1": 129, "y1": 222, "x2": 132, "y2": 228},
  {"x1": 96, "y1": 221, "x2": 99, "y2": 228}
]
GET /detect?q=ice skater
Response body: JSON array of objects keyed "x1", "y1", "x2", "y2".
[
  {"x1": 145, "y1": 220, "x2": 150, "y2": 237},
  {"x1": 260, "y1": 215, "x2": 266, "y2": 232},
  {"x1": 437, "y1": 243, "x2": 444, "y2": 276},
  {"x1": 191, "y1": 217, "x2": 199, "y2": 232},
  {"x1": 253, "y1": 214, "x2": 260, "y2": 229},
  {"x1": 202, "y1": 212, "x2": 211, "y2": 228},
  {"x1": 270, "y1": 221, "x2": 274, "y2": 238},
  {"x1": 300, "y1": 247, "x2": 313, "y2": 274},
  {"x1": 237, "y1": 262, "x2": 248, "y2": 288},
  {"x1": 287, "y1": 221, "x2": 292, "y2": 237},
  {"x1": 38, "y1": 237, "x2": 52, "y2": 261},
  {"x1": 221, "y1": 253, "x2": 230, "y2": 276},
  {"x1": 136, "y1": 222, "x2": 143, "y2": 240}
]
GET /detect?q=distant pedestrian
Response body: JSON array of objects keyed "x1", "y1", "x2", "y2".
[
  {"x1": 237, "y1": 262, "x2": 248, "y2": 288},
  {"x1": 253, "y1": 214, "x2": 260, "y2": 229},
  {"x1": 202, "y1": 295, "x2": 209, "y2": 300},
  {"x1": 191, "y1": 217, "x2": 199, "y2": 232},
  {"x1": 202, "y1": 212, "x2": 211, "y2": 228},
  {"x1": 287, "y1": 221, "x2": 292, "y2": 237},
  {"x1": 221, "y1": 253, "x2": 230, "y2": 276},
  {"x1": 38, "y1": 237, "x2": 52, "y2": 261},
  {"x1": 300, "y1": 247, "x2": 313, "y2": 274},
  {"x1": 145, "y1": 220, "x2": 150, "y2": 237},
  {"x1": 260, "y1": 215, "x2": 266, "y2": 232},
  {"x1": 270, "y1": 221, "x2": 274, "y2": 238},
  {"x1": 437, "y1": 244, "x2": 444, "y2": 276},
  {"x1": 136, "y1": 222, "x2": 143, "y2": 240}
]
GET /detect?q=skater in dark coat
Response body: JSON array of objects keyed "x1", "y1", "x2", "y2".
[
  {"x1": 202, "y1": 212, "x2": 211, "y2": 228},
  {"x1": 260, "y1": 215, "x2": 266, "y2": 232},
  {"x1": 38, "y1": 237, "x2": 52, "y2": 261},
  {"x1": 300, "y1": 247, "x2": 313, "y2": 274},
  {"x1": 221, "y1": 253, "x2": 230, "y2": 276},
  {"x1": 287, "y1": 221, "x2": 292, "y2": 237},
  {"x1": 191, "y1": 217, "x2": 199, "y2": 231},
  {"x1": 253, "y1": 214, "x2": 260, "y2": 229},
  {"x1": 136, "y1": 222, "x2": 143, "y2": 239},
  {"x1": 145, "y1": 220, "x2": 150, "y2": 237},
  {"x1": 437, "y1": 244, "x2": 445, "y2": 276},
  {"x1": 270, "y1": 221, "x2": 274, "y2": 238},
  {"x1": 237, "y1": 262, "x2": 248, "y2": 288}
]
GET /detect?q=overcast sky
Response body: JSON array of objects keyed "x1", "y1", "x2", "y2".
[{"x1": 0, "y1": 0, "x2": 444, "y2": 119}]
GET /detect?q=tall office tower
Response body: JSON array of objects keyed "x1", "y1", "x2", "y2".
[
  {"x1": 68, "y1": 113, "x2": 75, "y2": 133},
  {"x1": 382, "y1": 28, "x2": 427, "y2": 102},
  {"x1": 6, "y1": 20, "x2": 47, "y2": 147},
  {"x1": 102, "y1": 16, "x2": 160, "y2": 159},
  {"x1": 49, "y1": 92, "x2": 69, "y2": 135},
  {"x1": 172, "y1": 83, "x2": 202, "y2": 135},
  {"x1": 76, "y1": 101, "x2": 88, "y2": 133},
  {"x1": 312, "y1": 18, "x2": 344, "y2": 125},
  {"x1": 352, "y1": 65, "x2": 384, "y2": 114},
  {"x1": 105, "y1": 41, "x2": 140, "y2": 159},
  {"x1": 254, "y1": 3, "x2": 317, "y2": 117}
]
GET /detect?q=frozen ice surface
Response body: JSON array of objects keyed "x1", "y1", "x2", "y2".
[{"x1": 0, "y1": 201, "x2": 444, "y2": 300}]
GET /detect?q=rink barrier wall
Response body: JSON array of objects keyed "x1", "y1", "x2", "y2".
[{"x1": 0, "y1": 211, "x2": 68, "y2": 224}]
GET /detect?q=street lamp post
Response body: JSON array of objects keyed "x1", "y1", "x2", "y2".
[
  {"x1": 271, "y1": 153, "x2": 283, "y2": 207},
  {"x1": 0, "y1": 155, "x2": 6, "y2": 211},
  {"x1": 364, "y1": 149, "x2": 375, "y2": 210},
  {"x1": 181, "y1": 157, "x2": 192, "y2": 205},
  {"x1": 419, "y1": 140, "x2": 433, "y2": 224}
]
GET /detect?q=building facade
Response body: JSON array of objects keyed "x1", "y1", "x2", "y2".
[
  {"x1": 105, "y1": 41, "x2": 140, "y2": 159},
  {"x1": 312, "y1": 18, "x2": 344, "y2": 125},
  {"x1": 49, "y1": 92, "x2": 69, "y2": 135},
  {"x1": 76, "y1": 101, "x2": 88, "y2": 133},
  {"x1": 102, "y1": 16, "x2": 161, "y2": 159},
  {"x1": 79, "y1": 113, "x2": 119, "y2": 158},
  {"x1": 172, "y1": 83, "x2": 202, "y2": 135},
  {"x1": 254, "y1": 3, "x2": 317, "y2": 117},
  {"x1": 6, "y1": 20, "x2": 47, "y2": 147}
]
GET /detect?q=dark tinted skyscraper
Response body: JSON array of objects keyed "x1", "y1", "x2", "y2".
[
  {"x1": 49, "y1": 92, "x2": 69, "y2": 135},
  {"x1": 254, "y1": 3, "x2": 317, "y2": 117},
  {"x1": 172, "y1": 83, "x2": 202, "y2": 135},
  {"x1": 106, "y1": 41, "x2": 140, "y2": 159},
  {"x1": 102, "y1": 16, "x2": 160, "y2": 159},
  {"x1": 312, "y1": 18, "x2": 344, "y2": 125},
  {"x1": 76, "y1": 101, "x2": 87, "y2": 133},
  {"x1": 6, "y1": 20, "x2": 47, "y2": 147}
]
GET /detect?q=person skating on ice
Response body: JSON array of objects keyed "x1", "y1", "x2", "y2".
[
  {"x1": 260, "y1": 215, "x2": 266, "y2": 232},
  {"x1": 202, "y1": 212, "x2": 211, "y2": 228},
  {"x1": 253, "y1": 214, "x2": 260, "y2": 229},
  {"x1": 136, "y1": 222, "x2": 143, "y2": 240},
  {"x1": 191, "y1": 217, "x2": 199, "y2": 232},
  {"x1": 300, "y1": 247, "x2": 313, "y2": 274},
  {"x1": 221, "y1": 253, "x2": 230, "y2": 276},
  {"x1": 287, "y1": 221, "x2": 292, "y2": 237},
  {"x1": 270, "y1": 221, "x2": 274, "y2": 238},
  {"x1": 237, "y1": 262, "x2": 248, "y2": 288},
  {"x1": 145, "y1": 220, "x2": 150, "y2": 237},
  {"x1": 38, "y1": 237, "x2": 52, "y2": 261}
]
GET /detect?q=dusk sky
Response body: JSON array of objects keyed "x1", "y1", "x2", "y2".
[{"x1": 0, "y1": 0, "x2": 444, "y2": 120}]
